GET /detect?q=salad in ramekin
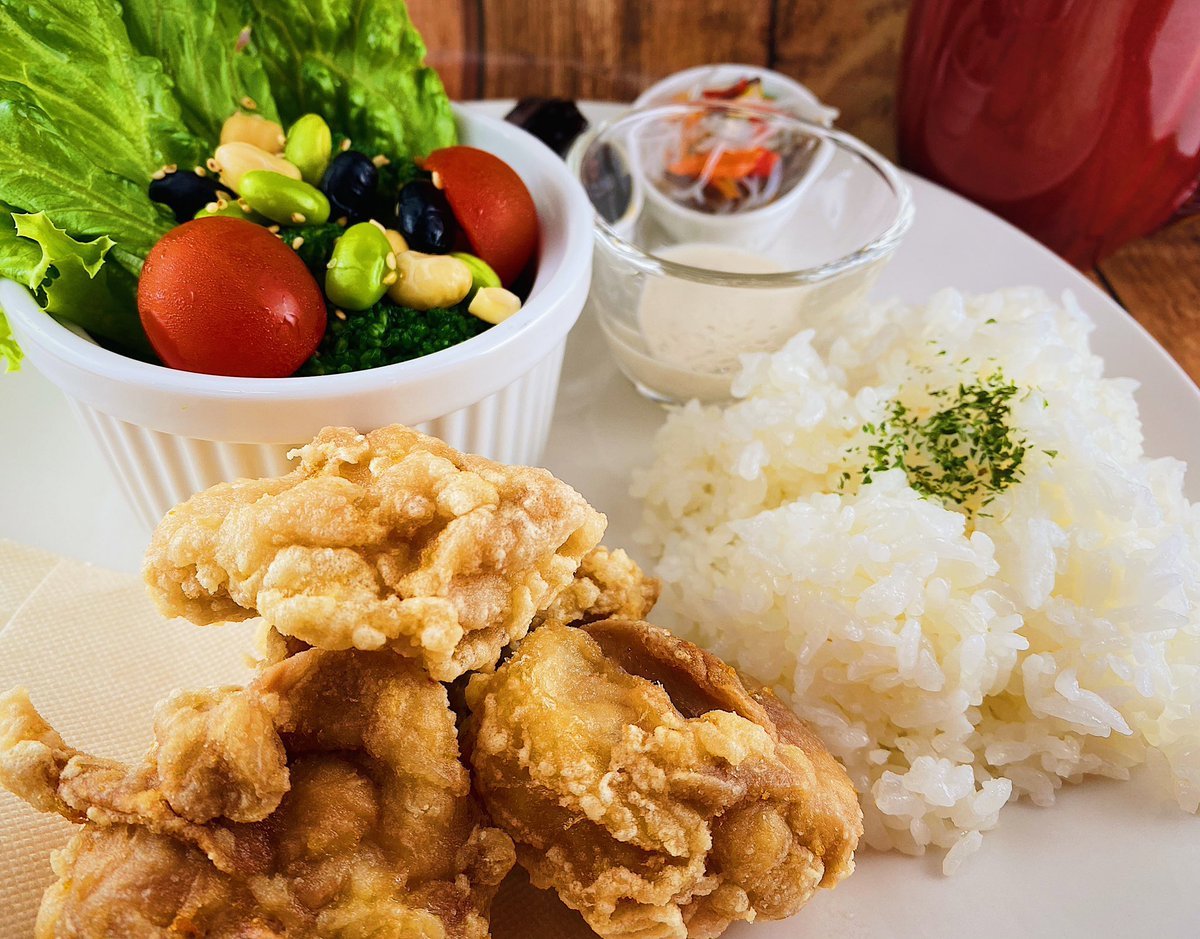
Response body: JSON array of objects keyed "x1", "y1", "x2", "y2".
[{"x1": 0, "y1": 0, "x2": 538, "y2": 380}]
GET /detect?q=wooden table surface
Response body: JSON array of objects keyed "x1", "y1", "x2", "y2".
[
  {"x1": 407, "y1": 0, "x2": 1200, "y2": 386},
  {"x1": 1093, "y1": 216, "x2": 1200, "y2": 385}
]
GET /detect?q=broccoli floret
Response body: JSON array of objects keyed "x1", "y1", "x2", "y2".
[
  {"x1": 289, "y1": 222, "x2": 344, "y2": 279},
  {"x1": 376, "y1": 156, "x2": 424, "y2": 195},
  {"x1": 300, "y1": 299, "x2": 489, "y2": 375}
]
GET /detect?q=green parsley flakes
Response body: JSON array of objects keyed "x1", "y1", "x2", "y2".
[{"x1": 859, "y1": 371, "x2": 1033, "y2": 513}]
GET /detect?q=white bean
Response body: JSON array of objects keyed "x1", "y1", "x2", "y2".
[
  {"x1": 389, "y1": 251, "x2": 472, "y2": 310},
  {"x1": 220, "y1": 111, "x2": 286, "y2": 153},
  {"x1": 468, "y1": 287, "x2": 522, "y2": 324},
  {"x1": 383, "y1": 229, "x2": 409, "y2": 257},
  {"x1": 213, "y1": 142, "x2": 300, "y2": 191}
]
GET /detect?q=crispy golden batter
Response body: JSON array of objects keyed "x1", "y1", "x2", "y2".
[
  {"x1": 464, "y1": 620, "x2": 862, "y2": 939},
  {"x1": 143, "y1": 425, "x2": 607, "y2": 681},
  {"x1": 0, "y1": 648, "x2": 515, "y2": 939},
  {"x1": 532, "y1": 547, "x2": 660, "y2": 630}
]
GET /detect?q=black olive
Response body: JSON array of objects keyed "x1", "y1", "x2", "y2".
[
  {"x1": 149, "y1": 169, "x2": 230, "y2": 222},
  {"x1": 394, "y1": 179, "x2": 460, "y2": 253},
  {"x1": 505, "y1": 98, "x2": 589, "y2": 157},
  {"x1": 320, "y1": 150, "x2": 379, "y2": 223}
]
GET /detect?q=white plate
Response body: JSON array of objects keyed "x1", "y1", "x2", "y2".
[{"x1": 0, "y1": 102, "x2": 1197, "y2": 938}]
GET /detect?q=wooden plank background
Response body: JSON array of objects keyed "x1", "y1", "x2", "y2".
[
  {"x1": 408, "y1": 0, "x2": 910, "y2": 157},
  {"x1": 405, "y1": 0, "x2": 1200, "y2": 384}
]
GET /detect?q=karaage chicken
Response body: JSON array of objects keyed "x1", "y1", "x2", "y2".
[
  {"x1": 0, "y1": 646, "x2": 515, "y2": 938},
  {"x1": 531, "y1": 546, "x2": 659, "y2": 630},
  {"x1": 143, "y1": 425, "x2": 607, "y2": 681},
  {"x1": 464, "y1": 619, "x2": 862, "y2": 939}
]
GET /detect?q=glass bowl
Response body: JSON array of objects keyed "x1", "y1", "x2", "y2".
[{"x1": 572, "y1": 102, "x2": 914, "y2": 404}]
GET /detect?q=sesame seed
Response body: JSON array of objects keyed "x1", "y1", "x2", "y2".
[
  {"x1": 334, "y1": 308, "x2": 347, "y2": 321},
  {"x1": 368, "y1": 218, "x2": 386, "y2": 233},
  {"x1": 204, "y1": 201, "x2": 219, "y2": 213},
  {"x1": 340, "y1": 138, "x2": 351, "y2": 151},
  {"x1": 206, "y1": 157, "x2": 221, "y2": 172},
  {"x1": 237, "y1": 198, "x2": 251, "y2": 211},
  {"x1": 382, "y1": 271, "x2": 397, "y2": 285},
  {"x1": 327, "y1": 259, "x2": 338, "y2": 269},
  {"x1": 385, "y1": 252, "x2": 397, "y2": 270},
  {"x1": 267, "y1": 224, "x2": 280, "y2": 233},
  {"x1": 371, "y1": 154, "x2": 390, "y2": 167},
  {"x1": 164, "y1": 164, "x2": 177, "y2": 174},
  {"x1": 194, "y1": 165, "x2": 207, "y2": 176},
  {"x1": 151, "y1": 169, "x2": 166, "y2": 180},
  {"x1": 291, "y1": 236, "x2": 305, "y2": 249},
  {"x1": 215, "y1": 196, "x2": 229, "y2": 209},
  {"x1": 240, "y1": 96, "x2": 258, "y2": 110},
  {"x1": 291, "y1": 212, "x2": 306, "y2": 223},
  {"x1": 336, "y1": 216, "x2": 348, "y2": 227},
  {"x1": 431, "y1": 170, "x2": 443, "y2": 189}
]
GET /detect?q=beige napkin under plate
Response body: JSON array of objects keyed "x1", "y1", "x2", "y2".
[{"x1": 0, "y1": 539, "x2": 595, "y2": 939}]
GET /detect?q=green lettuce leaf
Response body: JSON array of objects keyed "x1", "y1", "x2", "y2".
[
  {"x1": 247, "y1": 0, "x2": 456, "y2": 159},
  {"x1": 0, "y1": 82, "x2": 173, "y2": 275},
  {"x1": 0, "y1": 0, "x2": 204, "y2": 360},
  {"x1": 0, "y1": 206, "x2": 40, "y2": 371},
  {"x1": 0, "y1": 314, "x2": 19, "y2": 373},
  {"x1": 122, "y1": 0, "x2": 279, "y2": 141},
  {"x1": 10, "y1": 212, "x2": 151, "y2": 359},
  {"x1": 0, "y1": 204, "x2": 42, "y2": 286},
  {"x1": 0, "y1": 0, "x2": 207, "y2": 185}
]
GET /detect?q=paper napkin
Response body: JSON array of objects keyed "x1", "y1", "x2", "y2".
[{"x1": 0, "y1": 540, "x2": 594, "y2": 938}]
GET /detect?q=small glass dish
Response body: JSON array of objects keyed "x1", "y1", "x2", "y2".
[{"x1": 572, "y1": 103, "x2": 914, "y2": 404}]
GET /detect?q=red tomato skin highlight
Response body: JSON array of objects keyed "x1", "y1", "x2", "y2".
[
  {"x1": 138, "y1": 217, "x2": 326, "y2": 378},
  {"x1": 420, "y1": 146, "x2": 538, "y2": 286}
]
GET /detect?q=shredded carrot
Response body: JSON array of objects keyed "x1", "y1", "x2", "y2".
[
  {"x1": 667, "y1": 147, "x2": 768, "y2": 181},
  {"x1": 711, "y1": 176, "x2": 741, "y2": 201}
]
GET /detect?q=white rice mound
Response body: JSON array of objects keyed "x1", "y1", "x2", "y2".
[{"x1": 632, "y1": 288, "x2": 1200, "y2": 873}]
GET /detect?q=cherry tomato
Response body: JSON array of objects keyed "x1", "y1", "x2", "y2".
[
  {"x1": 419, "y1": 146, "x2": 538, "y2": 286},
  {"x1": 138, "y1": 217, "x2": 326, "y2": 377}
]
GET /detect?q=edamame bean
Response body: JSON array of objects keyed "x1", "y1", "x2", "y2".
[
  {"x1": 193, "y1": 195, "x2": 265, "y2": 222},
  {"x1": 284, "y1": 114, "x2": 333, "y2": 185},
  {"x1": 239, "y1": 170, "x2": 331, "y2": 226},
  {"x1": 326, "y1": 222, "x2": 393, "y2": 311},
  {"x1": 451, "y1": 252, "x2": 501, "y2": 296}
]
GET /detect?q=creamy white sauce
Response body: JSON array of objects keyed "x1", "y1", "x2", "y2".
[{"x1": 607, "y1": 243, "x2": 809, "y2": 402}]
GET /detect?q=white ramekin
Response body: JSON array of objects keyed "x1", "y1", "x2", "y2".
[
  {"x1": 2, "y1": 105, "x2": 593, "y2": 529},
  {"x1": 632, "y1": 113, "x2": 837, "y2": 253}
]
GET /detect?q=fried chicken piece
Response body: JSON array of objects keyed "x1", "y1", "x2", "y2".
[
  {"x1": 143, "y1": 425, "x2": 607, "y2": 681},
  {"x1": 0, "y1": 685, "x2": 287, "y2": 865},
  {"x1": 0, "y1": 648, "x2": 515, "y2": 938},
  {"x1": 532, "y1": 547, "x2": 660, "y2": 630},
  {"x1": 464, "y1": 620, "x2": 862, "y2": 939},
  {"x1": 35, "y1": 825, "x2": 260, "y2": 939}
]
